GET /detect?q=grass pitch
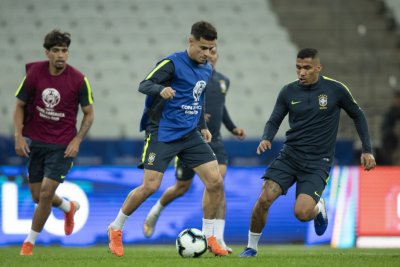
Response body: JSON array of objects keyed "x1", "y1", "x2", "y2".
[{"x1": 0, "y1": 245, "x2": 399, "y2": 267}]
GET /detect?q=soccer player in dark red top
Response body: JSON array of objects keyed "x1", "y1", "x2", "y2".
[{"x1": 14, "y1": 30, "x2": 94, "y2": 256}]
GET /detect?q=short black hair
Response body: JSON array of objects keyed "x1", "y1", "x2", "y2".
[
  {"x1": 191, "y1": 21, "x2": 217, "y2": 41},
  {"x1": 297, "y1": 48, "x2": 319, "y2": 59},
  {"x1": 43, "y1": 29, "x2": 71, "y2": 50}
]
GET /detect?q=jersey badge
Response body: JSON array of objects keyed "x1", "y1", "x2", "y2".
[
  {"x1": 193, "y1": 80, "x2": 207, "y2": 103},
  {"x1": 219, "y1": 80, "x2": 227, "y2": 94},
  {"x1": 42, "y1": 88, "x2": 61, "y2": 108},
  {"x1": 148, "y1": 152, "x2": 156, "y2": 165},
  {"x1": 318, "y1": 94, "x2": 328, "y2": 109}
]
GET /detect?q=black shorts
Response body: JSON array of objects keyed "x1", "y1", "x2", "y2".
[
  {"x1": 139, "y1": 129, "x2": 217, "y2": 173},
  {"x1": 27, "y1": 142, "x2": 74, "y2": 183},
  {"x1": 262, "y1": 152, "x2": 331, "y2": 203},
  {"x1": 174, "y1": 140, "x2": 228, "y2": 181}
]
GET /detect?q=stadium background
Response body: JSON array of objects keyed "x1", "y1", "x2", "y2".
[{"x1": 0, "y1": 0, "x2": 399, "y2": 248}]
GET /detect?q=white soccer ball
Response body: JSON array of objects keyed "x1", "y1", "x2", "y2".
[{"x1": 175, "y1": 228, "x2": 208, "y2": 258}]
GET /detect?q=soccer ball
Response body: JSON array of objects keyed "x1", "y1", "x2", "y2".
[{"x1": 175, "y1": 228, "x2": 208, "y2": 258}]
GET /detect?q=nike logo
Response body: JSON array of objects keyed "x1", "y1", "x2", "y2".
[
  {"x1": 291, "y1": 100, "x2": 302, "y2": 105},
  {"x1": 314, "y1": 191, "x2": 321, "y2": 198},
  {"x1": 61, "y1": 175, "x2": 65, "y2": 179}
]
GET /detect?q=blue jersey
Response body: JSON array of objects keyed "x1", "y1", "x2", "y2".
[{"x1": 139, "y1": 51, "x2": 212, "y2": 142}]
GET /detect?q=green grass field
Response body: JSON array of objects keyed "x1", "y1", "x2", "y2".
[{"x1": 0, "y1": 245, "x2": 399, "y2": 267}]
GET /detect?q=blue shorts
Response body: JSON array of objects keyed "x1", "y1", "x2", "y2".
[
  {"x1": 175, "y1": 140, "x2": 228, "y2": 181},
  {"x1": 138, "y1": 129, "x2": 217, "y2": 173},
  {"x1": 263, "y1": 152, "x2": 330, "y2": 203}
]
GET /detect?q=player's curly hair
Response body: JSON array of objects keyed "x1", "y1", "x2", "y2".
[
  {"x1": 191, "y1": 21, "x2": 217, "y2": 41},
  {"x1": 43, "y1": 29, "x2": 71, "y2": 50}
]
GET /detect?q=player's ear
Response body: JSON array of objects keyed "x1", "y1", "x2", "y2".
[{"x1": 188, "y1": 36, "x2": 195, "y2": 46}]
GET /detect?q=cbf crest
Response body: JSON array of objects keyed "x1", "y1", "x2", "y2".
[
  {"x1": 318, "y1": 94, "x2": 328, "y2": 109},
  {"x1": 193, "y1": 80, "x2": 207, "y2": 102},
  {"x1": 219, "y1": 80, "x2": 227, "y2": 94},
  {"x1": 147, "y1": 152, "x2": 156, "y2": 165}
]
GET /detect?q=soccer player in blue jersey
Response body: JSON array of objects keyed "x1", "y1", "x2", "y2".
[
  {"x1": 107, "y1": 21, "x2": 229, "y2": 257},
  {"x1": 239, "y1": 48, "x2": 376, "y2": 257},
  {"x1": 143, "y1": 47, "x2": 246, "y2": 253}
]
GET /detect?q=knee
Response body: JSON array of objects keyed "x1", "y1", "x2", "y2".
[
  {"x1": 294, "y1": 207, "x2": 314, "y2": 222},
  {"x1": 140, "y1": 183, "x2": 160, "y2": 197},
  {"x1": 206, "y1": 176, "x2": 224, "y2": 193},
  {"x1": 39, "y1": 188, "x2": 54, "y2": 202},
  {"x1": 257, "y1": 194, "x2": 274, "y2": 210}
]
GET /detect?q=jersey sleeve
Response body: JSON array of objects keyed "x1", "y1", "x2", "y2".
[
  {"x1": 222, "y1": 105, "x2": 236, "y2": 132},
  {"x1": 139, "y1": 60, "x2": 174, "y2": 96},
  {"x1": 338, "y1": 83, "x2": 373, "y2": 153},
  {"x1": 15, "y1": 76, "x2": 29, "y2": 102},
  {"x1": 262, "y1": 86, "x2": 289, "y2": 141},
  {"x1": 79, "y1": 77, "x2": 94, "y2": 106}
]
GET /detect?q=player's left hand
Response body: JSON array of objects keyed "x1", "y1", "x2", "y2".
[
  {"x1": 360, "y1": 153, "x2": 376, "y2": 171},
  {"x1": 64, "y1": 136, "x2": 82, "y2": 158},
  {"x1": 232, "y1": 128, "x2": 246, "y2": 140},
  {"x1": 201, "y1": 129, "x2": 212, "y2": 143}
]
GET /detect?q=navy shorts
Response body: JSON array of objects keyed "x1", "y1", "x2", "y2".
[
  {"x1": 175, "y1": 140, "x2": 228, "y2": 181},
  {"x1": 139, "y1": 129, "x2": 217, "y2": 173},
  {"x1": 263, "y1": 152, "x2": 331, "y2": 203},
  {"x1": 27, "y1": 142, "x2": 74, "y2": 183}
]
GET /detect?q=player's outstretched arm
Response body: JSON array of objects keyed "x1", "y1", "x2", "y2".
[
  {"x1": 360, "y1": 153, "x2": 376, "y2": 171},
  {"x1": 256, "y1": 140, "x2": 272, "y2": 155}
]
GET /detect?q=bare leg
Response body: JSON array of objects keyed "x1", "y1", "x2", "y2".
[
  {"x1": 29, "y1": 182, "x2": 63, "y2": 207},
  {"x1": 195, "y1": 160, "x2": 224, "y2": 219},
  {"x1": 159, "y1": 179, "x2": 192, "y2": 206},
  {"x1": 121, "y1": 169, "x2": 163, "y2": 216},
  {"x1": 31, "y1": 178, "x2": 60, "y2": 232},
  {"x1": 294, "y1": 193, "x2": 318, "y2": 221},
  {"x1": 249, "y1": 180, "x2": 282, "y2": 233},
  {"x1": 214, "y1": 164, "x2": 227, "y2": 219}
]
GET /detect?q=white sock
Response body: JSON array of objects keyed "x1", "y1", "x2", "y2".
[
  {"x1": 316, "y1": 201, "x2": 322, "y2": 214},
  {"x1": 24, "y1": 230, "x2": 40, "y2": 244},
  {"x1": 110, "y1": 210, "x2": 129, "y2": 230},
  {"x1": 150, "y1": 200, "x2": 164, "y2": 215},
  {"x1": 202, "y1": 218, "x2": 215, "y2": 238},
  {"x1": 58, "y1": 198, "x2": 71, "y2": 213},
  {"x1": 248, "y1": 231, "x2": 261, "y2": 251},
  {"x1": 214, "y1": 219, "x2": 226, "y2": 246}
]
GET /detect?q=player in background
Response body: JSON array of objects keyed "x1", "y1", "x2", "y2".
[
  {"x1": 239, "y1": 48, "x2": 376, "y2": 257},
  {"x1": 143, "y1": 47, "x2": 246, "y2": 253},
  {"x1": 107, "y1": 21, "x2": 229, "y2": 257},
  {"x1": 14, "y1": 29, "x2": 94, "y2": 256}
]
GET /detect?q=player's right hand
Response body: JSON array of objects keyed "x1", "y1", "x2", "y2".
[
  {"x1": 361, "y1": 153, "x2": 376, "y2": 171},
  {"x1": 160, "y1": 87, "x2": 176, "y2": 99},
  {"x1": 256, "y1": 140, "x2": 271, "y2": 155},
  {"x1": 15, "y1": 135, "x2": 30, "y2": 157}
]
